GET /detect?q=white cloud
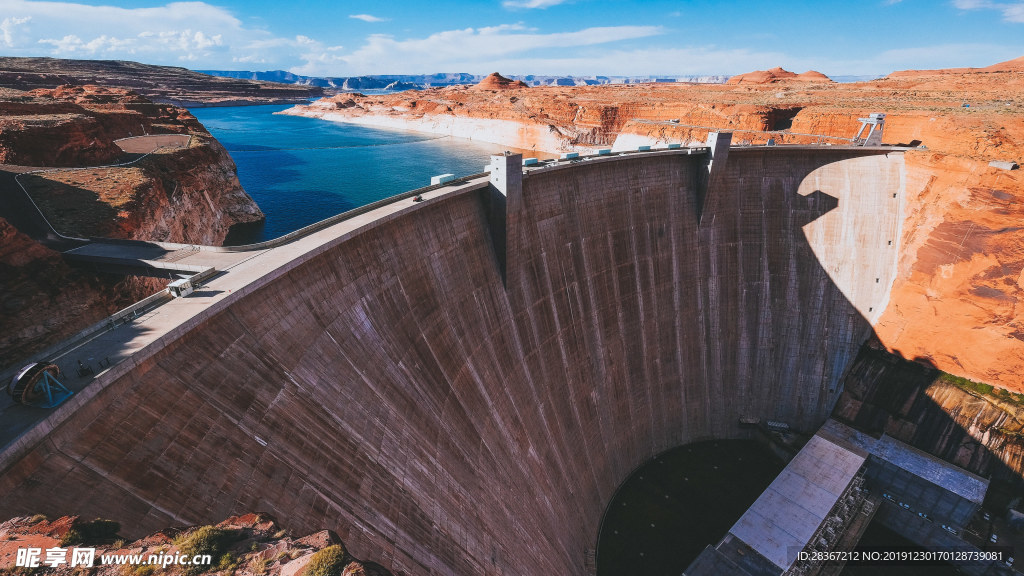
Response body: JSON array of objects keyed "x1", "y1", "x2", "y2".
[
  {"x1": 1, "y1": 16, "x2": 32, "y2": 47},
  {"x1": 0, "y1": 1, "x2": 331, "y2": 68},
  {"x1": 867, "y1": 42, "x2": 1023, "y2": 68},
  {"x1": 2, "y1": 0, "x2": 1018, "y2": 78},
  {"x1": 790, "y1": 41, "x2": 1023, "y2": 76},
  {"x1": 502, "y1": 0, "x2": 569, "y2": 8},
  {"x1": 1004, "y1": 3, "x2": 1024, "y2": 20},
  {"x1": 953, "y1": 0, "x2": 1024, "y2": 22},
  {"x1": 953, "y1": 0, "x2": 994, "y2": 8},
  {"x1": 349, "y1": 14, "x2": 388, "y2": 22},
  {"x1": 288, "y1": 23, "x2": 663, "y2": 75},
  {"x1": 287, "y1": 25, "x2": 1020, "y2": 77},
  {"x1": 232, "y1": 54, "x2": 267, "y2": 64},
  {"x1": 291, "y1": 24, "x2": 663, "y2": 75},
  {"x1": 461, "y1": 46, "x2": 791, "y2": 77}
]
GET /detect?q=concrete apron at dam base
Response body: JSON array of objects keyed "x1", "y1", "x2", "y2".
[{"x1": 0, "y1": 138, "x2": 907, "y2": 576}]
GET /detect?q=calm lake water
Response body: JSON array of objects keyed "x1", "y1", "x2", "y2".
[
  {"x1": 597, "y1": 440, "x2": 784, "y2": 576},
  {"x1": 190, "y1": 104, "x2": 519, "y2": 243}
]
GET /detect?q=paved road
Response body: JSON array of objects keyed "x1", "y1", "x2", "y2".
[
  {"x1": 0, "y1": 174, "x2": 488, "y2": 455},
  {"x1": 63, "y1": 242, "x2": 260, "y2": 275}
]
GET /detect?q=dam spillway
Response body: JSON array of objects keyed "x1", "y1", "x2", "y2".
[{"x1": 0, "y1": 144, "x2": 905, "y2": 575}]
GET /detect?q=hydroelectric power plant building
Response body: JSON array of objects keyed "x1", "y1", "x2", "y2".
[
  {"x1": 0, "y1": 135, "x2": 1005, "y2": 574},
  {"x1": 685, "y1": 419, "x2": 991, "y2": 576}
]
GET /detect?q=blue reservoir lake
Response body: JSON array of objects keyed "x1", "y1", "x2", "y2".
[{"x1": 190, "y1": 104, "x2": 524, "y2": 243}]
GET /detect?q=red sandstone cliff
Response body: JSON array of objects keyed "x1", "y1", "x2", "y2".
[
  {"x1": 0, "y1": 84, "x2": 204, "y2": 166},
  {"x1": 0, "y1": 85, "x2": 264, "y2": 369},
  {"x1": 0, "y1": 217, "x2": 120, "y2": 367},
  {"x1": 834, "y1": 345, "x2": 1024, "y2": 482},
  {"x1": 2, "y1": 85, "x2": 263, "y2": 244},
  {"x1": 283, "y1": 61, "x2": 1024, "y2": 392}
]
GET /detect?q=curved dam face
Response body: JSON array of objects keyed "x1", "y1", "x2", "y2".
[{"x1": 0, "y1": 148, "x2": 904, "y2": 575}]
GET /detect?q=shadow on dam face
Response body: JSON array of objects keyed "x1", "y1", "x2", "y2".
[{"x1": 0, "y1": 148, "x2": 907, "y2": 575}]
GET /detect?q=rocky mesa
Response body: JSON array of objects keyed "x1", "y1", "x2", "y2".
[
  {"x1": 281, "y1": 58, "x2": 1024, "y2": 392},
  {"x1": 726, "y1": 66, "x2": 834, "y2": 84},
  {"x1": 0, "y1": 512, "x2": 393, "y2": 576}
]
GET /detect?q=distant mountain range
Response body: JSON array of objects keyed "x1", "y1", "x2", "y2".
[
  {"x1": 196, "y1": 70, "x2": 733, "y2": 91},
  {"x1": 0, "y1": 57, "x2": 323, "y2": 106}
]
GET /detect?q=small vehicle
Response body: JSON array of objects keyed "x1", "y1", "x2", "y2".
[
  {"x1": 883, "y1": 493, "x2": 894, "y2": 501},
  {"x1": 917, "y1": 512, "x2": 929, "y2": 520},
  {"x1": 941, "y1": 524, "x2": 958, "y2": 535},
  {"x1": 1005, "y1": 557, "x2": 1013, "y2": 567},
  {"x1": 990, "y1": 534, "x2": 998, "y2": 543},
  {"x1": 899, "y1": 502, "x2": 911, "y2": 510},
  {"x1": 983, "y1": 512, "x2": 991, "y2": 521}
]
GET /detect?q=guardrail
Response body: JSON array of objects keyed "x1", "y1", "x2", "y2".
[
  {"x1": 53, "y1": 144, "x2": 719, "y2": 256},
  {"x1": 211, "y1": 171, "x2": 492, "y2": 252},
  {"x1": 213, "y1": 144, "x2": 722, "y2": 252},
  {"x1": 0, "y1": 171, "x2": 498, "y2": 382},
  {"x1": 0, "y1": 143, "x2": 740, "y2": 390},
  {"x1": 0, "y1": 265, "x2": 217, "y2": 385}
]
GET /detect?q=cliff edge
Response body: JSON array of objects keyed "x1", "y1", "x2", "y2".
[{"x1": 0, "y1": 84, "x2": 264, "y2": 368}]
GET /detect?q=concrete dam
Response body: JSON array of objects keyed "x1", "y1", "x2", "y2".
[{"x1": 0, "y1": 143, "x2": 906, "y2": 575}]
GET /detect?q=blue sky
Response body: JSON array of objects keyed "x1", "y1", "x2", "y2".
[{"x1": 1, "y1": 0, "x2": 1023, "y2": 77}]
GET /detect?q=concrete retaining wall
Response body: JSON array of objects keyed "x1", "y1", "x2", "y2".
[{"x1": 0, "y1": 148, "x2": 905, "y2": 575}]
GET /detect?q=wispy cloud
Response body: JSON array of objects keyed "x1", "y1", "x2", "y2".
[
  {"x1": 1, "y1": 16, "x2": 32, "y2": 47},
  {"x1": 349, "y1": 14, "x2": 389, "y2": 22},
  {"x1": 952, "y1": 0, "x2": 1024, "y2": 22},
  {"x1": 502, "y1": 0, "x2": 569, "y2": 9},
  {"x1": 835, "y1": 41, "x2": 1023, "y2": 72},
  {"x1": 0, "y1": 0, "x2": 341, "y2": 69},
  {"x1": 953, "y1": 0, "x2": 993, "y2": 8},
  {"x1": 292, "y1": 23, "x2": 664, "y2": 75},
  {"x1": 2, "y1": 0, "x2": 1018, "y2": 78},
  {"x1": 0, "y1": 1, "x2": 669, "y2": 75}
]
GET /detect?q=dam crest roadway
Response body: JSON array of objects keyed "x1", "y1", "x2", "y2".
[{"x1": 0, "y1": 136, "x2": 910, "y2": 576}]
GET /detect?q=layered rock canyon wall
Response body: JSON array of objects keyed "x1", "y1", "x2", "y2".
[
  {"x1": 0, "y1": 85, "x2": 263, "y2": 369},
  {"x1": 834, "y1": 344, "x2": 1024, "y2": 482}
]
